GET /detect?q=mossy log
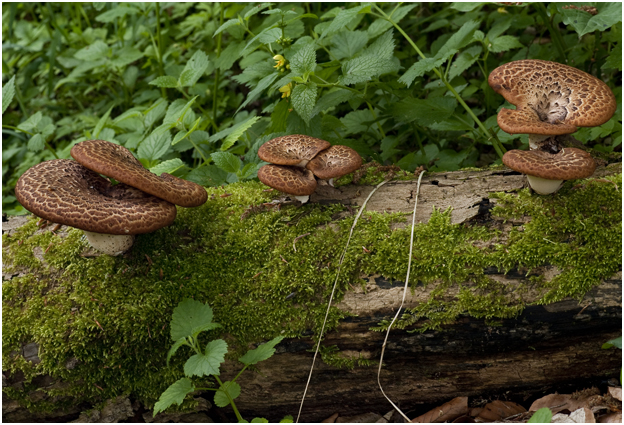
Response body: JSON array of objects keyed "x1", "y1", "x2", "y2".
[{"x1": 2, "y1": 164, "x2": 622, "y2": 422}]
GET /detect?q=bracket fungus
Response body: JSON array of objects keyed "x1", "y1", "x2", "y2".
[
  {"x1": 502, "y1": 148, "x2": 596, "y2": 195},
  {"x1": 306, "y1": 145, "x2": 363, "y2": 184},
  {"x1": 257, "y1": 134, "x2": 330, "y2": 168},
  {"x1": 257, "y1": 164, "x2": 317, "y2": 202},
  {"x1": 15, "y1": 159, "x2": 177, "y2": 255},
  {"x1": 489, "y1": 59, "x2": 617, "y2": 150}
]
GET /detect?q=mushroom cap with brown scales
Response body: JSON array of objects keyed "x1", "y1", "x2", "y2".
[
  {"x1": 489, "y1": 59, "x2": 617, "y2": 135},
  {"x1": 502, "y1": 148, "x2": 596, "y2": 181},
  {"x1": 306, "y1": 145, "x2": 363, "y2": 180},
  {"x1": 71, "y1": 139, "x2": 207, "y2": 207},
  {"x1": 15, "y1": 159, "x2": 177, "y2": 235},
  {"x1": 257, "y1": 135, "x2": 330, "y2": 167},
  {"x1": 257, "y1": 164, "x2": 317, "y2": 196}
]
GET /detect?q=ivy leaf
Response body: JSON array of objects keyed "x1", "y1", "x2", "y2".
[
  {"x1": 138, "y1": 131, "x2": 171, "y2": 161},
  {"x1": 170, "y1": 299, "x2": 217, "y2": 341},
  {"x1": 150, "y1": 76, "x2": 179, "y2": 88},
  {"x1": 488, "y1": 35, "x2": 523, "y2": 53},
  {"x1": 289, "y1": 42, "x2": 317, "y2": 76},
  {"x1": 149, "y1": 158, "x2": 185, "y2": 176},
  {"x1": 2, "y1": 75, "x2": 15, "y2": 114},
  {"x1": 214, "y1": 381, "x2": 242, "y2": 408},
  {"x1": 211, "y1": 152, "x2": 242, "y2": 174},
  {"x1": 239, "y1": 336, "x2": 284, "y2": 366},
  {"x1": 153, "y1": 378, "x2": 195, "y2": 416},
  {"x1": 179, "y1": 50, "x2": 210, "y2": 87},
  {"x1": 391, "y1": 97, "x2": 457, "y2": 127},
  {"x1": 291, "y1": 82, "x2": 317, "y2": 124},
  {"x1": 27, "y1": 134, "x2": 45, "y2": 152},
  {"x1": 183, "y1": 339, "x2": 228, "y2": 377}
]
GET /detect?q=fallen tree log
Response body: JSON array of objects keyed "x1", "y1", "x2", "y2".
[{"x1": 2, "y1": 163, "x2": 622, "y2": 422}]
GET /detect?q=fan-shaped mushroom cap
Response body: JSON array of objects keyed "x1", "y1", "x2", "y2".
[
  {"x1": 502, "y1": 148, "x2": 596, "y2": 181},
  {"x1": 306, "y1": 145, "x2": 362, "y2": 180},
  {"x1": 257, "y1": 164, "x2": 317, "y2": 196},
  {"x1": 15, "y1": 159, "x2": 177, "y2": 235},
  {"x1": 257, "y1": 135, "x2": 330, "y2": 167},
  {"x1": 489, "y1": 59, "x2": 616, "y2": 135},
  {"x1": 71, "y1": 140, "x2": 207, "y2": 207}
]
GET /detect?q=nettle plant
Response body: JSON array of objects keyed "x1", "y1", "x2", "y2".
[
  {"x1": 2, "y1": 2, "x2": 621, "y2": 215},
  {"x1": 154, "y1": 299, "x2": 288, "y2": 423}
]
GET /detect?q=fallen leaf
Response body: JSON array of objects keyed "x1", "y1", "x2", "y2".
[
  {"x1": 607, "y1": 387, "x2": 621, "y2": 402},
  {"x1": 597, "y1": 412, "x2": 622, "y2": 423},
  {"x1": 476, "y1": 400, "x2": 526, "y2": 421},
  {"x1": 530, "y1": 394, "x2": 592, "y2": 414},
  {"x1": 411, "y1": 397, "x2": 468, "y2": 423},
  {"x1": 552, "y1": 407, "x2": 596, "y2": 423},
  {"x1": 321, "y1": 413, "x2": 339, "y2": 423}
]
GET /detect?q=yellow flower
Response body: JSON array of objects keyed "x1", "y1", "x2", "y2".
[
  {"x1": 273, "y1": 54, "x2": 286, "y2": 69},
  {"x1": 279, "y1": 82, "x2": 292, "y2": 98},
  {"x1": 497, "y1": 7, "x2": 508, "y2": 13}
]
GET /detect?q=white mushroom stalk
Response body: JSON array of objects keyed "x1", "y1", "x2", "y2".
[
  {"x1": 526, "y1": 175, "x2": 564, "y2": 195},
  {"x1": 83, "y1": 231, "x2": 136, "y2": 256}
]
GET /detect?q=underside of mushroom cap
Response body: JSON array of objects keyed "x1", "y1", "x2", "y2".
[
  {"x1": 489, "y1": 59, "x2": 616, "y2": 130},
  {"x1": 497, "y1": 107, "x2": 578, "y2": 135},
  {"x1": 15, "y1": 159, "x2": 177, "y2": 235},
  {"x1": 306, "y1": 145, "x2": 362, "y2": 179},
  {"x1": 502, "y1": 148, "x2": 596, "y2": 180},
  {"x1": 257, "y1": 135, "x2": 330, "y2": 166},
  {"x1": 257, "y1": 164, "x2": 317, "y2": 196},
  {"x1": 71, "y1": 140, "x2": 207, "y2": 207}
]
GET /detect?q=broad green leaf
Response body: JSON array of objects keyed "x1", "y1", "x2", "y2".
[
  {"x1": 74, "y1": 40, "x2": 109, "y2": 61},
  {"x1": 149, "y1": 76, "x2": 179, "y2": 88},
  {"x1": 331, "y1": 30, "x2": 368, "y2": 60},
  {"x1": 153, "y1": 378, "x2": 195, "y2": 416},
  {"x1": 138, "y1": 131, "x2": 171, "y2": 161},
  {"x1": 149, "y1": 158, "x2": 185, "y2": 175},
  {"x1": 220, "y1": 116, "x2": 261, "y2": 151},
  {"x1": 433, "y1": 148, "x2": 470, "y2": 171},
  {"x1": 145, "y1": 99, "x2": 168, "y2": 128},
  {"x1": 488, "y1": 35, "x2": 523, "y2": 53},
  {"x1": 239, "y1": 336, "x2": 284, "y2": 366},
  {"x1": 170, "y1": 299, "x2": 216, "y2": 341},
  {"x1": 602, "y1": 43, "x2": 622, "y2": 71},
  {"x1": 363, "y1": 29, "x2": 394, "y2": 59},
  {"x1": 380, "y1": 136, "x2": 400, "y2": 162},
  {"x1": 245, "y1": 27, "x2": 281, "y2": 51},
  {"x1": 214, "y1": 18, "x2": 241, "y2": 37},
  {"x1": 111, "y1": 46, "x2": 143, "y2": 68},
  {"x1": 2, "y1": 75, "x2": 15, "y2": 114},
  {"x1": 251, "y1": 418, "x2": 269, "y2": 423},
  {"x1": 244, "y1": 3, "x2": 272, "y2": 20},
  {"x1": 398, "y1": 56, "x2": 446, "y2": 87},
  {"x1": 291, "y1": 82, "x2": 317, "y2": 124},
  {"x1": 211, "y1": 151, "x2": 242, "y2": 173},
  {"x1": 187, "y1": 165, "x2": 228, "y2": 187},
  {"x1": 341, "y1": 55, "x2": 389, "y2": 85},
  {"x1": 172, "y1": 117, "x2": 201, "y2": 146},
  {"x1": 451, "y1": 2, "x2": 483, "y2": 12},
  {"x1": 340, "y1": 109, "x2": 374, "y2": 135},
  {"x1": 602, "y1": 336, "x2": 622, "y2": 349},
  {"x1": 27, "y1": 134, "x2": 45, "y2": 152},
  {"x1": 486, "y1": 15, "x2": 512, "y2": 41},
  {"x1": 237, "y1": 73, "x2": 279, "y2": 112},
  {"x1": 320, "y1": 4, "x2": 372, "y2": 40},
  {"x1": 289, "y1": 42, "x2": 316, "y2": 76},
  {"x1": 215, "y1": 41, "x2": 246, "y2": 72},
  {"x1": 528, "y1": 407, "x2": 553, "y2": 423},
  {"x1": 95, "y1": 5, "x2": 139, "y2": 23},
  {"x1": 166, "y1": 338, "x2": 190, "y2": 366},
  {"x1": 17, "y1": 111, "x2": 43, "y2": 132},
  {"x1": 368, "y1": 4, "x2": 418, "y2": 38},
  {"x1": 279, "y1": 415, "x2": 294, "y2": 423},
  {"x1": 436, "y1": 20, "x2": 480, "y2": 59},
  {"x1": 560, "y1": 3, "x2": 622, "y2": 37},
  {"x1": 391, "y1": 97, "x2": 457, "y2": 127},
  {"x1": 311, "y1": 88, "x2": 355, "y2": 118},
  {"x1": 448, "y1": 45, "x2": 482, "y2": 81},
  {"x1": 183, "y1": 339, "x2": 228, "y2": 377},
  {"x1": 93, "y1": 106, "x2": 113, "y2": 138},
  {"x1": 179, "y1": 50, "x2": 210, "y2": 87},
  {"x1": 214, "y1": 381, "x2": 242, "y2": 408}
]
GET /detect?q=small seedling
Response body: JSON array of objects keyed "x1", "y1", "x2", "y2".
[
  {"x1": 153, "y1": 298, "x2": 287, "y2": 422},
  {"x1": 528, "y1": 407, "x2": 553, "y2": 423}
]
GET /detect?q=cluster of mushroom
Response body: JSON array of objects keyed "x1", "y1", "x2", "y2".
[
  {"x1": 256, "y1": 135, "x2": 362, "y2": 202},
  {"x1": 15, "y1": 139, "x2": 207, "y2": 256},
  {"x1": 489, "y1": 59, "x2": 616, "y2": 194}
]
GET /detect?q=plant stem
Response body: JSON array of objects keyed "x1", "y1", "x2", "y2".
[
  {"x1": 154, "y1": 3, "x2": 167, "y2": 99},
  {"x1": 212, "y1": 3, "x2": 224, "y2": 133},
  {"x1": 534, "y1": 3, "x2": 567, "y2": 63},
  {"x1": 366, "y1": 101, "x2": 386, "y2": 138}
]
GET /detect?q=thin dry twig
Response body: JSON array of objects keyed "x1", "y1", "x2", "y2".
[{"x1": 293, "y1": 233, "x2": 311, "y2": 252}]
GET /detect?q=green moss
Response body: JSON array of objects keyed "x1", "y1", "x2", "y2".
[{"x1": 2, "y1": 175, "x2": 621, "y2": 412}]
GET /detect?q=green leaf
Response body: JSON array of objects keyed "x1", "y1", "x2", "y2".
[
  {"x1": 367, "y1": 4, "x2": 417, "y2": 38},
  {"x1": 391, "y1": 97, "x2": 457, "y2": 127},
  {"x1": 528, "y1": 407, "x2": 553, "y2": 423},
  {"x1": 448, "y1": 45, "x2": 482, "y2": 81},
  {"x1": 364, "y1": 29, "x2": 394, "y2": 58},
  {"x1": 451, "y1": 2, "x2": 483, "y2": 12},
  {"x1": 245, "y1": 27, "x2": 281, "y2": 51},
  {"x1": 145, "y1": 99, "x2": 168, "y2": 128},
  {"x1": 214, "y1": 381, "x2": 242, "y2": 408},
  {"x1": 340, "y1": 109, "x2": 374, "y2": 135},
  {"x1": 331, "y1": 30, "x2": 368, "y2": 60},
  {"x1": 138, "y1": 131, "x2": 171, "y2": 161},
  {"x1": 488, "y1": 35, "x2": 523, "y2": 53},
  {"x1": 153, "y1": 378, "x2": 195, "y2": 416},
  {"x1": 17, "y1": 111, "x2": 43, "y2": 132},
  {"x1": 215, "y1": 41, "x2": 246, "y2": 72},
  {"x1": 166, "y1": 338, "x2": 190, "y2": 366},
  {"x1": 269, "y1": 100, "x2": 291, "y2": 133},
  {"x1": 149, "y1": 158, "x2": 185, "y2": 176},
  {"x1": 433, "y1": 148, "x2": 470, "y2": 171},
  {"x1": 560, "y1": 3, "x2": 622, "y2": 37},
  {"x1": 251, "y1": 418, "x2": 269, "y2": 423},
  {"x1": 93, "y1": 106, "x2": 113, "y2": 138},
  {"x1": 398, "y1": 56, "x2": 446, "y2": 87},
  {"x1": 289, "y1": 42, "x2": 316, "y2": 76},
  {"x1": 111, "y1": 46, "x2": 143, "y2": 68},
  {"x1": 2, "y1": 75, "x2": 15, "y2": 114},
  {"x1": 279, "y1": 415, "x2": 294, "y2": 423},
  {"x1": 291, "y1": 82, "x2": 317, "y2": 124},
  {"x1": 244, "y1": 3, "x2": 272, "y2": 20},
  {"x1": 239, "y1": 336, "x2": 284, "y2": 366},
  {"x1": 320, "y1": 4, "x2": 372, "y2": 40},
  {"x1": 211, "y1": 152, "x2": 242, "y2": 173},
  {"x1": 179, "y1": 50, "x2": 210, "y2": 87},
  {"x1": 602, "y1": 43, "x2": 622, "y2": 71},
  {"x1": 149, "y1": 76, "x2": 179, "y2": 88},
  {"x1": 95, "y1": 5, "x2": 138, "y2": 23},
  {"x1": 237, "y1": 73, "x2": 279, "y2": 112},
  {"x1": 186, "y1": 165, "x2": 228, "y2": 187},
  {"x1": 214, "y1": 18, "x2": 241, "y2": 37},
  {"x1": 602, "y1": 336, "x2": 622, "y2": 349},
  {"x1": 170, "y1": 299, "x2": 217, "y2": 341},
  {"x1": 183, "y1": 339, "x2": 228, "y2": 377},
  {"x1": 218, "y1": 116, "x2": 262, "y2": 151},
  {"x1": 27, "y1": 134, "x2": 45, "y2": 152},
  {"x1": 311, "y1": 88, "x2": 355, "y2": 118},
  {"x1": 74, "y1": 40, "x2": 110, "y2": 61},
  {"x1": 437, "y1": 19, "x2": 480, "y2": 58},
  {"x1": 341, "y1": 55, "x2": 388, "y2": 85}
]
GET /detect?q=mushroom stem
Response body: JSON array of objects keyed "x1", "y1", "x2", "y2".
[
  {"x1": 528, "y1": 134, "x2": 550, "y2": 150},
  {"x1": 83, "y1": 231, "x2": 136, "y2": 256},
  {"x1": 293, "y1": 195, "x2": 310, "y2": 203},
  {"x1": 526, "y1": 175, "x2": 564, "y2": 195}
]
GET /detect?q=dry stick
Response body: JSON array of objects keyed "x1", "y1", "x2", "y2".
[
  {"x1": 377, "y1": 170, "x2": 426, "y2": 423},
  {"x1": 296, "y1": 179, "x2": 390, "y2": 423}
]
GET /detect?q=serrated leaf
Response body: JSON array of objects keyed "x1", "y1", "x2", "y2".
[
  {"x1": 93, "y1": 106, "x2": 113, "y2": 138},
  {"x1": 17, "y1": 111, "x2": 43, "y2": 132},
  {"x1": 320, "y1": 4, "x2": 372, "y2": 40},
  {"x1": 179, "y1": 50, "x2": 209, "y2": 87},
  {"x1": 74, "y1": 40, "x2": 110, "y2": 61},
  {"x1": 560, "y1": 3, "x2": 622, "y2": 37},
  {"x1": 368, "y1": 4, "x2": 417, "y2": 38},
  {"x1": 166, "y1": 338, "x2": 190, "y2": 366},
  {"x1": 145, "y1": 99, "x2": 168, "y2": 128},
  {"x1": 214, "y1": 18, "x2": 241, "y2": 37},
  {"x1": 153, "y1": 378, "x2": 195, "y2": 416},
  {"x1": 448, "y1": 45, "x2": 482, "y2": 81},
  {"x1": 244, "y1": 3, "x2": 272, "y2": 19},
  {"x1": 149, "y1": 76, "x2": 179, "y2": 88},
  {"x1": 239, "y1": 336, "x2": 284, "y2": 366},
  {"x1": 398, "y1": 56, "x2": 445, "y2": 87},
  {"x1": 488, "y1": 35, "x2": 523, "y2": 53},
  {"x1": 2, "y1": 75, "x2": 15, "y2": 114},
  {"x1": 331, "y1": 30, "x2": 368, "y2": 60},
  {"x1": 215, "y1": 41, "x2": 246, "y2": 72},
  {"x1": 245, "y1": 27, "x2": 281, "y2": 51},
  {"x1": 111, "y1": 46, "x2": 143, "y2": 67},
  {"x1": 289, "y1": 42, "x2": 316, "y2": 76},
  {"x1": 27, "y1": 134, "x2": 45, "y2": 152},
  {"x1": 138, "y1": 131, "x2": 171, "y2": 161},
  {"x1": 172, "y1": 117, "x2": 201, "y2": 146},
  {"x1": 211, "y1": 152, "x2": 242, "y2": 173},
  {"x1": 170, "y1": 299, "x2": 217, "y2": 341},
  {"x1": 95, "y1": 5, "x2": 139, "y2": 23},
  {"x1": 220, "y1": 116, "x2": 261, "y2": 151},
  {"x1": 433, "y1": 148, "x2": 470, "y2": 171},
  {"x1": 341, "y1": 54, "x2": 392, "y2": 85},
  {"x1": 437, "y1": 19, "x2": 480, "y2": 59},
  {"x1": 340, "y1": 109, "x2": 374, "y2": 135},
  {"x1": 311, "y1": 88, "x2": 355, "y2": 118},
  {"x1": 214, "y1": 381, "x2": 242, "y2": 408},
  {"x1": 149, "y1": 158, "x2": 185, "y2": 175},
  {"x1": 364, "y1": 29, "x2": 394, "y2": 59},
  {"x1": 183, "y1": 339, "x2": 228, "y2": 377},
  {"x1": 237, "y1": 73, "x2": 279, "y2": 112},
  {"x1": 186, "y1": 165, "x2": 228, "y2": 187},
  {"x1": 391, "y1": 97, "x2": 457, "y2": 127},
  {"x1": 602, "y1": 43, "x2": 622, "y2": 71},
  {"x1": 451, "y1": 2, "x2": 483, "y2": 12},
  {"x1": 291, "y1": 82, "x2": 317, "y2": 124}
]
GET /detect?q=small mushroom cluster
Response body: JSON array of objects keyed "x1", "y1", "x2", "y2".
[
  {"x1": 15, "y1": 139, "x2": 207, "y2": 256},
  {"x1": 489, "y1": 59, "x2": 616, "y2": 194},
  {"x1": 256, "y1": 135, "x2": 362, "y2": 202}
]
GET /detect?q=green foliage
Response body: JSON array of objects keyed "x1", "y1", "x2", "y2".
[
  {"x1": 528, "y1": 407, "x2": 553, "y2": 423},
  {"x1": 2, "y1": 3, "x2": 621, "y2": 213},
  {"x1": 602, "y1": 336, "x2": 622, "y2": 349},
  {"x1": 154, "y1": 298, "x2": 283, "y2": 421}
]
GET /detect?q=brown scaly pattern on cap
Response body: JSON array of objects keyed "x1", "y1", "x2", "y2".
[
  {"x1": 71, "y1": 140, "x2": 207, "y2": 207},
  {"x1": 489, "y1": 59, "x2": 616, "y2": 134},
  {"x1": 15, "y1": 159, "x2": 177, "y2": 235},
  {"x1": 257, "y1": 164, "x2": 317, "y2": 196},
  {"x1": 502, "y1": 148, "x2": 596, "y2": 180},
  {"x1": 306, "y1": 145, "x2": 363, "y2": 179},
  {"x1": 257, "y1": 135, "x2": 330, "y2": 165}
]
